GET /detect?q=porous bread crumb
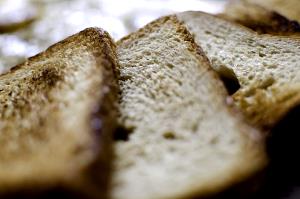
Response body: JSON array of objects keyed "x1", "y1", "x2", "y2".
[
  {"x1": 178, "y1": 11, "x2": 300, "y2": 128},
  {"x1": 0, "y1": 27, "x2": 119, "y2": 198},
  {"x1": 112, "y1": 16, "x2": 266, "y2": 199}
]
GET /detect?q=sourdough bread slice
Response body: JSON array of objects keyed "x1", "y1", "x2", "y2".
[
  {"x1": 177, "y1": 11, "x2": 300, "y2": 129},
  {"x1": 219, "y1": 0, "x2": 300, "y2": 35},
  {"x1": 111, "y1": 15, "x2": 266, "y2": 199},
  {"x1": 0, "y1": 27, "x2": 119, "y2": 198}
]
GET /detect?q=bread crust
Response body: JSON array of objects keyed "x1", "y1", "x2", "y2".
[
  {"x1": 220, "y1": 0, "x2": 300, "y2": 36},
  {"x1": 114, "y1": 15, "x2": 267, "y2": 199},
  {"x1": 247, "y1": 0, "x2": 300, "y2": 23},
  {"x1": 0, "y1": 28, "x2": 119, "y2": 199},
  {"x1": 177, "y1": 11, "x2": 300, "y2": 130}
]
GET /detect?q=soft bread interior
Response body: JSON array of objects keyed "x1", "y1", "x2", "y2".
[
  {"x1": 178, "y1": 11, "x2": 300, "y2": 128},
  {"x1": 112, "y1": 16, "x2": 266, "y2": 199}
]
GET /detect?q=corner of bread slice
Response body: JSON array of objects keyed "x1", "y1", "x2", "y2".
[
  {"x1": 0, "y1": 27, "x2": 119, "y2": 198},
  {"x1": 177, "y1": 11, "x2": 300, "y2": 129},
  {"x1": 246, "y1": 0, "x2": 300, "y2": 23},
  {"x1": 219, "y1": 0, "x2": 300, "y2": 35},
  {"x1": 112, "y1": 15, "x2": 267, "y2": 199}
]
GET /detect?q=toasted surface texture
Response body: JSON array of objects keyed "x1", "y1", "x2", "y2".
[
  {"x1": 246, "y1": 0, "x2": 300, "y2": 23},
  {"x1": 0, "y1": 27, "x2": 119, "y2": 198},
  {"x1": 219, "y1": 0, "x2": 300, "y2": 35},
  {"x1": 112, "y1": 15, "x2": 266, "y2": 199},
  {"x1": 177, "y1": 11, "x2": 300, "y2": 129}
]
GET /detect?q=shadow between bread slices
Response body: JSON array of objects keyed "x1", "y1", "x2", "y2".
[
  {"x1": 177, "y1": 11, "x2": 300, "y2": 130},
  {"x1": 247, "y1": 104, "x2": 300, "y2": 199},
  {"x1": 177, "y1": 10, "x2": 300, "y2": 198}
]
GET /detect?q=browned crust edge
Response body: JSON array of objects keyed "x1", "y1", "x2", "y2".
[
  {"x1": 179, "y1": 10, "x2": 300, "y2": 41},
  {"x1": 219, "y1": 1, "x2": 300, "y2": 36},
  {"x1": 178, "y1": 11, "x2": 300, "y2": 131},
  {"x1": 173, "y1": 14, "x2": 267, "y2": 199},
  {"x1": 117, "y1": 15, "x2": 267, "y2": 199},
  {"x1": 0, "y1": 28, "x2": 119, "y2": 199}
]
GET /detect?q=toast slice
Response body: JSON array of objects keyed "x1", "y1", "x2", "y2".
[
  {"x1": 0, "y1": 27, "x2": 119, "y2": 198},
  {"x1": 177, "y1": 11, "x2": 300, "y2": 129},
  {"x1": 219, "y1": 0, "x2": 300, "y2": 35},
  {"x1": 111, "y1": 15, "x2": 266, "y2": 199},
  {"x1": 246, "y1": 0, "x2": 300, "y2": 23}
]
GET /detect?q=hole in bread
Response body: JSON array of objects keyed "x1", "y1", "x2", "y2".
[
  {"x1": 248, "y1": 75, "x2": 254, "y2": 80},
  {"x1": 166, "y1": 63, "x2": 174, "y2": 69},
  {"x1": 259, "y1": 44, "x2": 267, "y2": 48},
  {"x1": 217, "y1": 66, "x2": 240, "y2": 95},
  {"x1": 119, "y1": 75, "x2": 132, "y2": 81},
  {"x1": 163, "y1": 132, "x2": 176, "y2": 140},
  {"x1": 259, "y1": 52, "x2": 266, "y2": 57},
  {"x1": 113, "y1": 126, "x2": 134, "y2": 141},
  {"x1": 210, "y1": 137, "x2": 219, "y2": 145},
  {"x1": 143, "y1": 51, "x2": 151, "y2": 56},
  {"x1": 270, "y1": 50, "x2": 280, "y2": 55},
  {"x1": 174, "y1": 38, "x2": 181, "y2": 42}
]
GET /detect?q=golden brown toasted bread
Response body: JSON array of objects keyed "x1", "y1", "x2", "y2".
[
  {"x1": 247, "y1": 0, "x2": 300, "y2": 23},
  {"x1": 219, "y1": 0, "x2": 300, "y2": 35},
  {"x1": 177, "y1": 11, "x2": 300, "y2": 129},
  {"x1": 0, "y1": 27, "x2": 119, "y2": 198},
  {"x1": 111, "y1": 15, "x2": 266, "y2": 199}
]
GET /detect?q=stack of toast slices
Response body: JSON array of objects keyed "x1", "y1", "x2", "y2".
[{"x1": 1, "y1": 1, "x2": 300, "y2": 198}]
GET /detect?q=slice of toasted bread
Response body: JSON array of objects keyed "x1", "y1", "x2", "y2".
[
  {"x1": 246, "y1": 0, "x2": 300, "y2": 23},
  {"x1": 111, "y1": 15, "x2": 266, "y2": 199},
  {"x1": 0, "y1": 27, "x2": 119, "y2": 198},
  {"x1": 177, "y1": 11, "x2": 300, "y2": 129},
  {"x1": 219, "y1": 0, "x2": 300, "y2": 35}
]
